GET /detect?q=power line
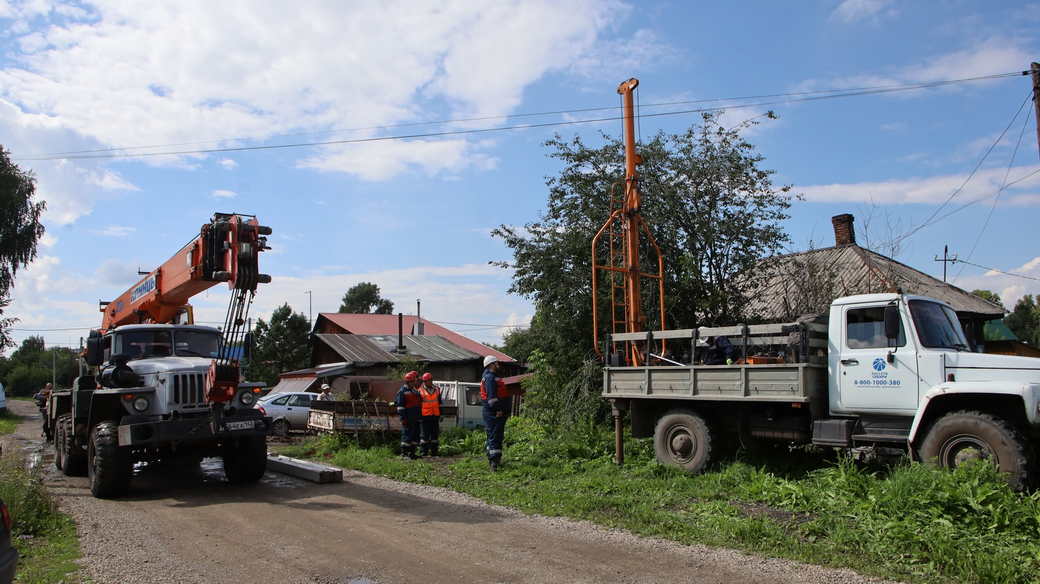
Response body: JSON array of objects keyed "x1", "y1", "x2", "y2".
[
  {"x1": 888, "y1": 90, "x2": 1034, "y2": 246},
  {"x1": 954, "y1": 105, "x2": 1034, "y2": 280},
  {"x1": 953, "y1": 258, "x2": 1040, "y2": 282},
  {"x1": 16, "y1": 71, "x2": 1026, "y2": 162}
]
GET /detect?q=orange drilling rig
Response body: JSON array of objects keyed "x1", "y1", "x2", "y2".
[{"x1": 49, "y1": 212, "x2": 274, "y2": 498}]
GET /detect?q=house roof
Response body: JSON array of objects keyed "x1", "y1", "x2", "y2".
[
  {"x1": 315, "y1": 333, "x2": 482, "y2": 365},
  {"x1": 315, "y1": 313, "x2": 515, "y2": 362},
  {"x1": 746, "y1": 244, "x2": 1004, "y2": 321}
]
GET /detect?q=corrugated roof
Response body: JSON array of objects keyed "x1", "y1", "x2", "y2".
[
  {"x1": 745, "y1": 244, "x2": 1004, "y2": 321},
  {"x1": 315, "y1": 334, "x2": 482, "y2": 365},
  {"x1": 315, "y1": 313, "x2": 515, "y2": 362}
]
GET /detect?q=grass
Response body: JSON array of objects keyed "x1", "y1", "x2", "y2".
[
  {"x1": 280, "y1": 419, "x2": 1040, "y2": 584},
  {"x1": 0, "y1": 410, "x2": 20, "y2": 436},
  {"x1": 0, "y1": 451, "x2": 81, "y2": 583}
]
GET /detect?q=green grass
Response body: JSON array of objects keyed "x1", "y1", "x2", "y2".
[
  {"x1": 281, "y1": 420, "x2": 1040, "y2": 584},
  {"x1": 0, "y1": 410, "x2": 20, "y2": 436},
  {"x1": 0, "y1": 453, "x2": 81, "y2": 583}
]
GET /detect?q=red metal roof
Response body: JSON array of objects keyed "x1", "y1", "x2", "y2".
[{"x1": 315, "y1": 313, "x2": 515, "y2": 362}]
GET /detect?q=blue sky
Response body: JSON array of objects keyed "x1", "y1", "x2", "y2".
[{"x1": 1, "y1": 0, "x2": 1038, "y2": 352}]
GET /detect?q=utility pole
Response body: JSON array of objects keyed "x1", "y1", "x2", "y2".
[
  {"x1": 52, "y1": 349, "x2": 56, "y2": 387},
  {"x1": 1032, "y1": 62, "x2": 1040, "y2": 161},
  {"x1": 78, "y1": 337, "x2": 84, "y2": 377},
  {"x1": 934, "y1": 245, "x2": 958, "y2": 282},
  {"x1": 305, "y1": 290, "x2": 313, "y2": 327}
]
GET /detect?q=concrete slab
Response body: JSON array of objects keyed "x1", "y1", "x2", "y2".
[{"x1": 266, "y1": 454, "x2": 343, "y2": 483}]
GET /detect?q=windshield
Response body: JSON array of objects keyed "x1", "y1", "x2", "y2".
[
  {"x1": 173, "y1": 330, "x2": 221, "y2": 358},
  {"x1": 909, "y1": 300, "x2": 970, "y2": 350},
  {"x1": 114, "y1": 330, "x2": 173, "y2": 360}
]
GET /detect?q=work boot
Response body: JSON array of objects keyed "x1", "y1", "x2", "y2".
[{"x1": 431, "y1": 445, "x2": 439, "y2": 457}]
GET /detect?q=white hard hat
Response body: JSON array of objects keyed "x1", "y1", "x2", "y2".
[
  {"x1": 483, "y1": 355, "x2": 498, "y2": 368},
  {"x1": 321, "y1": 383, "x2": 330, "y2": 390}
]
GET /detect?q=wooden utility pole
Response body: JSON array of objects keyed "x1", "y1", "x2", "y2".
[
  {"x1": 934, "y1": 245, "x2": 958, "y2": 283},
  {"x1": 1032, "y1": 62, "x2": 1040, "y2": 161}
]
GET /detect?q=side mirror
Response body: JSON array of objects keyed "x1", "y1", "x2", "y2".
[
  {"x1": 883, "y1": 305, "x2": 900, "y2": 345},
  {"x1": 85, "y1": 332, "x2": 104, "y2": 367}
]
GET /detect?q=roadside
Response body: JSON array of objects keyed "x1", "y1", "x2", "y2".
[
  {"x1": 0, "y1": 400, "x2": 80, "y2": 584},
  {"x1": 279, "y1": 420, "x2": 1040, "y2": 584},
  {"x1": 7, "y1": 400, "x2": 895, "y2": 584}
]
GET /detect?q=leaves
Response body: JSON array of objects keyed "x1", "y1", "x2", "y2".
[
  {"x1": 245, "y1": 303, "x2": 310, "y2": 385},
  {"x1": 338, "y1": 282, "x2": 394, "y2": 314},
  {"x1": 0, "y1": 146, "x2": 46, "y2": 351}
]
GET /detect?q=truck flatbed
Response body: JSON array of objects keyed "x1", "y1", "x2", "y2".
[{"x1": 603, "y1": 362, "x2": 826, "y2": 402}]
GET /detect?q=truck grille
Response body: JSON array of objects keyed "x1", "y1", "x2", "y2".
[{"x1": 172, "y1": 373, "x2": 207, "y2": 408}]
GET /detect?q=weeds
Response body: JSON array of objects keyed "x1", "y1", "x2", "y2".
[
  {"x1": 284, "y1": 419, "x2": 1040, "y2": 584},
  {"x1": 0, "y1": 409, "x2": 20, "y2": 436}
]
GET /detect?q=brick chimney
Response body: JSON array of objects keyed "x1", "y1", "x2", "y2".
[{"x1": 831, "y1": 213, "x2": 856, "y2": 246}]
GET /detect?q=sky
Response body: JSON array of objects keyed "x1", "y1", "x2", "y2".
[{"x1": 1, "y1": 0, "x2": 1039, "y2": 354}]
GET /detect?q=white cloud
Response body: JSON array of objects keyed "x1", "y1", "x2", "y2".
[
  {"x1": 0, "y1": 0, "x2": 642, "y2": 183},
  {"x1": 952, "y1": 255, "x2": 1040, "y2": 312},
  {"x1": 831, "y1": 0, "x2": 896, "y2": 23},
  {"x1": 91, "y1": 225, "x2": 136, "y2": 237},
  {"x1": 799, "y1": 164, "x2": 1040, "y2": 205},
  {"x1": 298, "y1": 139, "x2": 498, "y2": 181},
  {"x1": 217, "y1": 158, "x2": 237, "y2": 170},
  {"x1": 211, "y1": 189, "x2": 237, "y2": 199}
]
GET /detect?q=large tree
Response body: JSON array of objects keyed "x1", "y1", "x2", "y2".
[
  {"x1": 971, "y1": 289, "x2": 1005, "y2": 310},
  {"x1": 493, "y1": 113, "x2": 794, "y2": 370},
  {"x1": 338, "y1": 282, "x2": 394, "y2": 314},
  {"x1": 0, "y1": 336, "x2": 80, "y2": 395},
  {"x1": 1005, "y1": 295, "x2": 1039, "y2": 346},
  {"x1": 245, "y1": 304, "x2": 311, "y2": 386},
  {"x1": 0, "y1": 146, "x2": 47, "y2": 350}
]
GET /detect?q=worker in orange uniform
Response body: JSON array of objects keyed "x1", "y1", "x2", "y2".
[
  {"x1": 480, "y1": 355, "x2": 510, "y2": 471},
  {"x1": 395, "y1": 371, "x2": 422, "y2": 459},
  {"x1": 418, "y1": 372, "x2": 443, "y2": 457}
]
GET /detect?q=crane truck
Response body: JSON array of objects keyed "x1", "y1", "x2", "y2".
[
  {"x1": 604, "y1": 293, "x2": 1040, "y2": 490},
  {"x1": 49, "y1": 212, "x2": 273, "y2": 498}
]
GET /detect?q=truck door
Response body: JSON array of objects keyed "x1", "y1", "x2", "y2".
[{"x1": 837, "y1": 304, "x2": 919, "y2": 414}]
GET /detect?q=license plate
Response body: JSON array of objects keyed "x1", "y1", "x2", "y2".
[{"x1": 226, "y1": 420, "x2": 254, "y2": 431}]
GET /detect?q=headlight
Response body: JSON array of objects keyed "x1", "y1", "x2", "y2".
[
  {"x1": 240, "y1": 391, "x2": 257, "y2": 406},
  {"x1": 132, "y1": 396, "x2": 150, "y2": 412}
]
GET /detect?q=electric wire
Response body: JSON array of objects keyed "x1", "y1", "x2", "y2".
[
  {"x1": 953, "y1": 106, "x2": 1033, "y2": 280},
  {"x1": 16, "y1": 71, "x2": 1026, "y2": 162},
  {"x1": 951, "y1": 258, "x2": 1040, "y2": 282},
  {"x1": 887, "y1": 90, "x2": 1034, "y2": 247}
]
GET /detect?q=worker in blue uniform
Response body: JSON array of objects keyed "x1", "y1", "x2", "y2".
[
  {"x1": 395, "y1": 370, "x2": 422, "y2": 459},
  {"x1": 480, "y1": 355, "x2": 511, "y2": 471}
]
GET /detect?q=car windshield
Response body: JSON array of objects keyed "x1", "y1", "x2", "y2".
[
  {"x1": 909, "y1": 300, "x2": 970, "y2": 350},
  {"x1": 115, "y1": 330, "x2": 173, "y2": 360},
  {"x1": 174, "y1": 330, "x2": 221, "y2": 358}
]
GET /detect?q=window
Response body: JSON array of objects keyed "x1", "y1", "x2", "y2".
[
  {"x1": 288, "y1": 394, "x2": 312, "y2": 407},
  {"x1": 846, "y1": 306, "x2": 905, "y2": 349},
  {"x1": 909, "y1": 300, "x2": 970, "y2": 350},
  {"x1": 270, "y1": 395, "x2": 290, "y2": 406},
  {"x1": 114, "y1": 330, "x2": 173, "y2": 360},
  {"x1": 173, "y1": 330, "x2": 221, "y2": 358}
]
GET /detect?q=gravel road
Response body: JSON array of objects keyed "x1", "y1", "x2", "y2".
[{"x1": 2, "y1": 400, "x2": 895, "y2": 584}]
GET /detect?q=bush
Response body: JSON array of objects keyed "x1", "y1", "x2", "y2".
[
  {"x1": 521, "y1": 350, "x2": 608, "y2": 428},
  {"x1": 0, "y1": 453, "x2": 64, "y2": 537}
]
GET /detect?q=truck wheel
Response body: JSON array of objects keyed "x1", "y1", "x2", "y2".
[
  {"x1": 918, "y1": 410, "x2": 1031, "y2": 490},
  {"x1": 222, "y1": 435, "x2": 267, "y2": 484},
  {"x1": 654, "y1": 410, "x2": 715, "y2": 474},
  {"x1": 58, "y1": 414, "x2": 87, "y2": 476},
  {"x1": 269, "y1": 418, "x2": 289, "y2": 437},
  {"x1": 88, "y1": 421, "x2": 132, "y2": 498}
]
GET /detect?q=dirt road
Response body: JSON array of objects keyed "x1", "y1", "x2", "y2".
[{"x1": 2, "y1": 400, "x2": 890, "y2": 584}]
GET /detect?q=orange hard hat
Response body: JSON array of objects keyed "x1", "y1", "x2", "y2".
[
  {"x1": 422, "y1": 372, "x2": 433, "y2": 381},
  {"x1": 404, "y1": 371, "x2": 419, "y2": 382}
]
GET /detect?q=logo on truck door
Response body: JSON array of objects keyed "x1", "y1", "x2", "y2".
[
  {"x1": 854, "y1": 357, "x2": 901, "y2": 387},
  {"x1": 872, "y1": 358, "x2": 886, "y2": 371}
]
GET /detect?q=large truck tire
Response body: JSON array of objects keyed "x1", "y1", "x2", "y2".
[
  {"x1": 918, "y1": 410, "x2": 1031, "y2": 490},
  {"x1": 88, "y1": 421, "x2": 132, "y2": 498},
  {"x1": 222, "y1": 435, "x2": 267, "y2": 484},
  {"x1": 653, "y1": 410, "x2": 715, "y2": 474},
  {"x1": 57, "y1": 414, "x2": 87, "y2": 476}
]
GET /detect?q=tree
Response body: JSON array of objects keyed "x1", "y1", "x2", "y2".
[
  {"x1": 338, "y1": 282, "x2": 394, "y2": 314},
  {"x1": 0, "y1": 336, "x2": 79, "y2": 395},
  {"x1": 0, "y1": 146, "x2": 47, "y2": 350},
  {"x1": 1005, "y1": 295, "x2": 1040, "y2": 346},
  {"x1": 493, "y1": 113, "x2": 794, "y2": 371},
  {"x1": 971, "y1": 289, "x2": 1005, "y2": 310},
  {"x1": 245, "y1": 304, "x2": 311, "y2": 386}
]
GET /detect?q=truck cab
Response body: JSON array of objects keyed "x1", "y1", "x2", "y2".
[{"x1": 49, "y1": 323, "x2": 270, "y2": 498}]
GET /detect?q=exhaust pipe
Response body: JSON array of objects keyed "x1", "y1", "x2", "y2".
[{"x1": 398, "y1": 312, "x2": 405, "y2": 352}]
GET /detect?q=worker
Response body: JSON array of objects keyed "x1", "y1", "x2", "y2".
[
  {"x1": 480, "y1": 355, "x2": 510, "y2": 471},
  {"x1": 418, "y1": 372, "x2": 442, "y2": 457},
  {"x1": 34, "y1": 382, "x2": 53, "y2": 440},
  {"x1": 316, "y1": 383, "x2": 334, "y2": 401},
  {"x1": 394, "y1": 371, "x2": 422, "y2": 459}
]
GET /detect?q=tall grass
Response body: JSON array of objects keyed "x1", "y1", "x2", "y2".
[
  {"x1": 283, "y1": 419, "x2": 1040, "y2": 584},
  {"x1": 0, "y1": 410, "x2": 20, "y2": 436}
]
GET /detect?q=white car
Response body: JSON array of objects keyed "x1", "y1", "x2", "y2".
[
  {"x1": 255, "y1": 392, "x2": 314, "y2": 436},
  {"x1": 0, "y1": 382, "x2": 6, "y2": 414}
]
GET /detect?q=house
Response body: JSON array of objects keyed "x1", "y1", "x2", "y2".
[
  {"x1": 267, "y1": 313, "x2": 518, "y2": 401},
  {"x1": 746, "y1": 213, "x2": 1005, "y2": 348}
]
